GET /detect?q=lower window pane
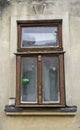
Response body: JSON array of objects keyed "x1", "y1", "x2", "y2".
[
  {"x1": 42, "y1": 57, "x2": 60, "y2": 103},
  {"x1": 21, "y1": 57, "x2": 37, "y2": 103}
]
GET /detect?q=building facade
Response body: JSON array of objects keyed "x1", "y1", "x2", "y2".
[{"x1": 0, "y1": 0, "x2": 80, "y2": 130}]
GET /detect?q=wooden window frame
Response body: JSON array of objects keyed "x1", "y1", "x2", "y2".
[
  {"x1": 17, "y1": 20, "x2": 63, "y2": 53},
  {"x1": 15, "y1": 20, "x2": 66, "y2": 107},
  {"x1": 16, "y1": 53, "x2": 65, "y2": 107}
]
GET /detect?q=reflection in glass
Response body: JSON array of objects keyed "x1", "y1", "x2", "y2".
[
  {"x1": 21, "y1": 57, "x2": 37, "y2": 103},
  {"x1": 42, "y1": 57, "x2": 60, "y2": 102},
  {"x1": 22, "y1": 27, "x2": 58, "y2": 47}
]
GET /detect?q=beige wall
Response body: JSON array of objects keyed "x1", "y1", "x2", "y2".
[{"x1": 0, "y1": 0, "x2": 80, "y2": 130}]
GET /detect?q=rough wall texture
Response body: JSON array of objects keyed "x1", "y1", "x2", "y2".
[{"x1": 0, "y1": 0, "x2": 80, "y2": 130}]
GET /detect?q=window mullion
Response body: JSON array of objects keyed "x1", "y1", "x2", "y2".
[{"x1": 37, "y1": 55, "x2": 42, "y2": 104}]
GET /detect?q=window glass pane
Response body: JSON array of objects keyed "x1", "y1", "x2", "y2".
[
  {"x1": 22, "y1": 27, "x2": 58, "y2": 47},
  {"x1": 21, "y1": 57, "x2": 37, "y2": 103},
  {"x1": 42, "y1": 57, "x2": 60, "y2": 103}
]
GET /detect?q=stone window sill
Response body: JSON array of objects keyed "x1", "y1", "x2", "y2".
[{"x1": 5, "y1": 105, "x2": 77, "y2": 116}]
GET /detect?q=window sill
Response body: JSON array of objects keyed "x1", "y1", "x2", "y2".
[{"x1": 5, "y1": 105, "x2": 77, "y2": 116}]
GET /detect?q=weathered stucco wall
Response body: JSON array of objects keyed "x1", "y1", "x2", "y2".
[{"x1": 0, "y1": 0, "x2": 80, "y2": 130}]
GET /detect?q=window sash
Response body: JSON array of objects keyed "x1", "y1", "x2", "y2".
[
  {"x1": 17, "y1": 20, "x2": 63, "y2": 52},
  {"x1": 16, "y1": 54, "x2": 65, "y2": 107}
]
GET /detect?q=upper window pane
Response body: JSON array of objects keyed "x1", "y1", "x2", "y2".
[{"x1": 22, "y1": 27, "x2": 58, "y2": 47}]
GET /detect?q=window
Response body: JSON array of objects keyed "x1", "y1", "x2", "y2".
[{"x1": 16, "y1": 20, "x2": 65, "y2": 107}]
